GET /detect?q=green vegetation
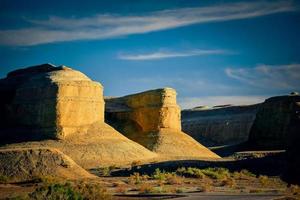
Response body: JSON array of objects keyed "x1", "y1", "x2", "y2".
[
  {"x1": 175, "y1": 167, "x2": 231, "y2": 179},
  {"x1": 201, "y1": 168, "x2": 230, "y2": 179},
  {"x1": 29, "y1": 183, "x2": 82, "y2": 200},
  {"x1": 0, "y1": 175, "x2": 8, "y2": 183},
  {"x1": 258, "y1": 175, "x2": 269, "y2": 186},
  {"x1": 176, "y1": 167, "x2": 205, "y2": 178},
  {"x1": 29, "y1": 182, "x2": 112, "y2": 200},
  {"x1": 100, "y1": 165, "x2": 117, "y2": 176},
  {"x1": 138, "y1": 183, "x2": 153, "y2": 194}
]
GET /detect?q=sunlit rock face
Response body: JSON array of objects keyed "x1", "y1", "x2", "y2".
[
  {"x1": 248, "y1": 94, "x2": 300, "y2": 149},
  {"x1": 106, "y1": 88, "x2": 181, "y2": 132},
  {"x1": 11, "y1": 66, "x2": 104, "y2": 139},
  {"x1": 105, "y1": 88, "x2": 220, "y2": 159},
  {"x1": 181, "y1": 105, "x2": 259, "y2": 147},
  {"x1": 0, "y1": 64, "x2": 157, "y2": 168},
  {"x1": 0, "y1": 64, "x2": 104, "y2": 139}
]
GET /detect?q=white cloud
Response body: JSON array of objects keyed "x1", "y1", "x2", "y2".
[
  {"x1": 178, "y1": 95, "x2": 267, "y2": 109},
  {"x1": 118, "y1": 49, "x2": 230, "y2": 60},
  {"x1": 225, "y1": 64, "x2": 300, "y2": 89},
  {"x1": 0, "y1": 1, "x2": 296, "y2": 46}
]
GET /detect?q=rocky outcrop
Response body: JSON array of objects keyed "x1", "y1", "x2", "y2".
[
  {"x1": 105, "y1": 88, "x2": 220, "y2": 159},
  {"x1": 0, "y1": 64, "x2": 157, "y2": 168},
  {"x1": 0, "y1": 64, "x2": 57, "y2": 130},
  {"x1": 0, "y1": 148, "x2": 95, "y2": 183},
  {"x1": 9, "y1": 65, "x2": 103, "y2": 139},
  {"x1": 248, "y1": 94, "x2": 300, "y2": 149},
  {"x1": 181, "y1": 105, "x2": 259, "y2": 146},
  {"x1": 286, "y1": 99, "x2": 300, "y2": 184}
]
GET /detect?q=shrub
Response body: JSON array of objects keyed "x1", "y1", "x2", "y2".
[
  {"x1": 138, "y1": 183, "x2": 153, "y2": 194},
  {"x1": 152, "y1": 168, "x2": 167, "y2": 181},
  {"x1": 115, "y1": 185, "x2": 127, "y2": 194},
  {"x1": 129, "y1": 172, "x2": 142, "y2": 184},
  {"x1": 29, "y1": 182, "x2": 111, "y2": 200},
  {"x1": 220, "y1": 177, "x2": 236, "y2": 188},
  {"x1": 176, "y1": 167, "x2": 204, "y2": 178},
  {"x1": 76, "y1": 183, "x2": 111, "y2": 200},
  {"x1": 29, "y1": 182, "x2": 82, "y2": 200},
  {"x1": 131, "y1": 160, "x2": 142, "y2": 167},
  {"x1": 258, "y1": 175, "x2": 269, "y2": 186},
  {"x1": 201, "y1": 168, "x2": 222, "y2": 179},
  {"x1": 101, "y1": 167, "x2": 111, "y2": 176},
  {"x1": 288, "y1": 184, "x2": 300, "y2": 199},
  {"x1": 165, "y1": 174, "x2": 182, "y2": 185},
  {"x1": 152, "y1": 186, "x2": 168, "y2": 194},
  {"x1": 0, "y1": 175, "x2": 8, "y2": 183},
  {"x1": 175, "y1": 188, "x2": 184, "y2": 193},
  {"x1": 199, "y1": 182, "x2": 212, "y2": 192},
  {"x1": 240, "y1": 169, "x2": 256, "y2": 178}
]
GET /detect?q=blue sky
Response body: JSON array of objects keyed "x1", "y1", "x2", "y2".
[{"x1": 0, "y1": 0, "x2": 299, "y2": 109}]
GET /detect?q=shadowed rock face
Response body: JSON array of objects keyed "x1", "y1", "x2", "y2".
[
  {"x1": 0, "y1": 64, "x2": 57, "y2": 129},
  {"x1": 181, "y1": 105, "x2": 259, "y2": 147},
  {"x1": 11, "y1": 65, "x2": 104, "y2": 139},
  {"x1": 105, "y1": 88, "x2": 220, "y2": 159},
  {"x1": 286, "y1": 100, "x2": 300, "y2": 184},
  {"x1": 248, "y1": 95, "x2": 300, "y2": 149}
]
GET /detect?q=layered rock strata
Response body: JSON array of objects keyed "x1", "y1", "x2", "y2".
[
  {"x1": 248, "y1": 94, "x2": 300, "y2": 149},
  {"x1": 105, "y1": 88, "x2": 220, "y2": 159},
  {"x1": 181, "y1": 105, "x2": 259, "y2": 146},
  {"x1": 0, "y1": 64, "x2": 157, "y2": 168}
]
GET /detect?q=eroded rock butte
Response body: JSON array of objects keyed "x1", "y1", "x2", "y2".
[
  {"x1": 0, "y1": 64, "x2": 157, "y2": 170},
  {"x1": 105, "y1": 88, "x2": 220, "y2": 159}
]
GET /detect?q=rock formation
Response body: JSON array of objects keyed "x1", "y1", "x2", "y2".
[
  {"x1": 181, "y1": 105, "x2": 259, "y2": 146},
  {"x1": 0, "y1": 148, "x2": 95, "y2": 183},
  {"x1": 105, "y1": 88, "x2": 220, "y2": 159},
  {"x1": 0, "y1": 64, "x2": 157, "y2": 169},
  {"x1": 8, "y1": 64, "x2": 103, "y2": 139},
  {"x1": 286, "y1": 97, "x2": 300, "y2": 184},
  {"x1": 248, "y1": 94, "x2": 300, "y2": 149}
]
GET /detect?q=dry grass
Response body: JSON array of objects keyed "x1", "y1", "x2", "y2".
[
  {"x1": 258, "y1": 175, "x2": 269, "y2": 186},
  {"x1": 138, "y1": 183, "x2": 153, "y2": 194},
  {"x1": 115, "y1": 185, "x2": 127, "y2": 194},
  {"x1": 165, "y1": 174, "x2": 183, "y2": 185}
]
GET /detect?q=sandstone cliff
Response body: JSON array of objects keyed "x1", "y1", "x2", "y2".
[
  {"x1": 0, "y1": 64, "x2": 157, "y2": 168},
  {"x1": 105, "y1": 88, "x2": 220, "y2": 159},
  {"x1": 181, "y1": 105, "x2": 259, "y2": 146},
  {"x1": 248, "y1": 94, "x2": 300, "y2": 149}
]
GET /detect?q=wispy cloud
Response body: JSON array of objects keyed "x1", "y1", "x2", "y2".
[
  {"x1": 0, "y1": 1, "x2": 296, "y2": 46},
  {"x1": 118, "y1": 49, "x2": 230, "y2": 60},
  {"x1": 225, "y1": 64, "x2": 300, "y2": 89},
  {"x1": 178, "y1": 95, "x2": 267, "y2": 109}
]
